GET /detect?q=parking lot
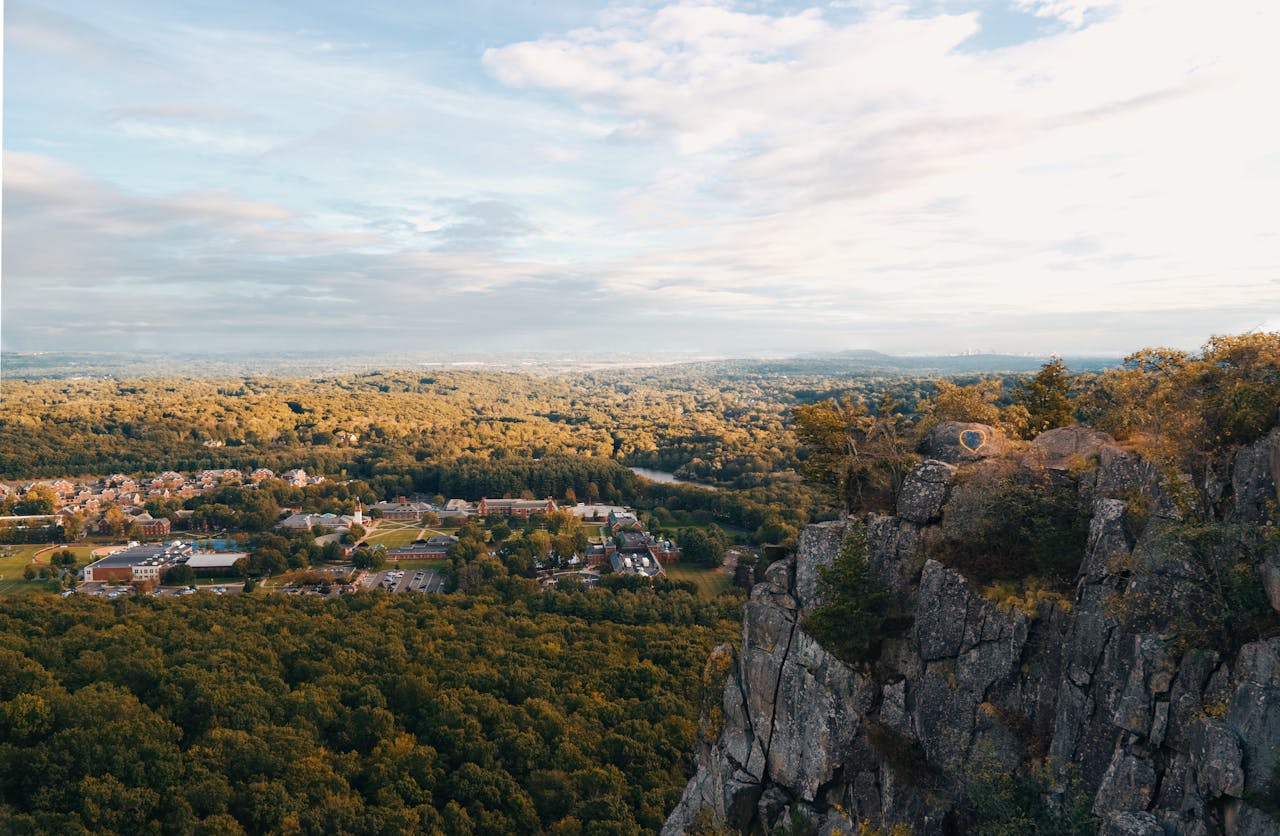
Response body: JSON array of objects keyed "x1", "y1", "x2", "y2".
[
  {"x1": 365, "y1": 568, "x2": 445, "y2": 594},
  {"x1": 74, "y1": 582, "x2": 240, "y2": 598}
]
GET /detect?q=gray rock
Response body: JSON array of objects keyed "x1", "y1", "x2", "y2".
[
  {"x1": 1189, "y1": 719, "x2": 1245, "y2": 798},
  {"x1": 915, "y1": 560, "x2": 970, "y2": 661},
  {"x1": 880, "y1": 679, "x2": 910, "y2": 737},
  {"x1": 1230, "y1": 801, "x2": 1280, "y2": 836},
  {"x1": 666, "y1": 498, "x2": 1280, "y2": 836},
  {"x1": 920, "y1": 421, "x2": 1006, "y2": 464},
  {"x1": 1151, "y1": 700, "x2": 1170, "y2": 747},
  {"x1": 865, "y1": 515, "x2": 922, "y2": 597},
  {"x1": 1101, "y1": 810, "x2": 1164, "y2": 836},
  {"x1": 1094, "y1": 747, "x2": 1158, "y2": 816},
  {"x1": 1262, "y1": 555, "x2": 1280, "y2": 615},
  {"x1": 1082, "y1": 498, "x2": 1133, "y2": 581},
  {"x1": 896, "y1": 459, "x2": 956, "y2": 524},
  {"x1": 1231, "y1": 428, "x2": 1280, "y2": 523},
  {"x1": 1166, "y1": 649, "x2": 1221, "y2": 753},
  {"x1": 794, "y1": 520, "x2": 849, "y2": 612},
  {"x1": 1030, "y1": 426, "x2": 1116, "y2": 469},
  {"x1": 1114, "y1": 635, "x2": 1175, "y2": 736},
  {"x1": 1226, "y1": 638, "x2": 1280, "y2": 792},
  {"x1": 1096, "y1": 444, "x2": 1162, "y2": 498},
  {"x1": 766, "y1": 629, "x2": 873, "y2": 800}
]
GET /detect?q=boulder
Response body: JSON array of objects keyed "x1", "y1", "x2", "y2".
[
  {"x1": 1030, "y1": 425, "x2": 1116, "y2": 469},
  {"x1": 920, "y1": 422, "x2": 1005, "y2": 463},
  {"x1": 896, "y1": 459, "x2": 956, "y2": 524}
]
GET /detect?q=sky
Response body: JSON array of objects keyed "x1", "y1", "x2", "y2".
[{"x1": 3, "y1": 0, "x2": 1278, "y2": 357}]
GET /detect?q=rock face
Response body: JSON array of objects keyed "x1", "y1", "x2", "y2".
[
  {"x1": 896, "y1": 460, "x2": 955, "y2": 524},
  {"x1": 1026, "y1": 425, "x2": 1115, "y2": 470},
  {"x1": 665, "y1": 446, "x2": 1280, "y2": 835},
  {"x1": 921, "y1": 422, "x2": 1006, "y2": 464}
]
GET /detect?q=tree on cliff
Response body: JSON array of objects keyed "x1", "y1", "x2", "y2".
[
  {"x1": 805, "y1": 524, "x2": 891, "y2": 664},
  {"x1": 916, "y1": 378, "x2": 1030, "y2": 438},
  {"x1": 1015, "y1": 356, "x2": 1076, "y2": 435},
  {"x1": 792, "y1": 395, "x2": 916, "y2": 514}
]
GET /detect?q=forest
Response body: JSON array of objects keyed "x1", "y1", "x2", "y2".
[{"x1": 0, "y1": 581, "x2": 742, "y2": 834}]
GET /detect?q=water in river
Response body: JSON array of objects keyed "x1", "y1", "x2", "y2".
[{"x1": 628, "y1": 467, "x2": 720, "y2": 491}]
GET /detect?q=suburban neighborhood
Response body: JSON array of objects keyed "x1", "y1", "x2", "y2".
[{"x1": 0, "y1": 465, "x2": 711, "y2": 601}]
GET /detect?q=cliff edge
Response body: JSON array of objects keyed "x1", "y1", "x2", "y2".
[{"x1": 665, "y1": 425, "x2": 1280, "y2": 835}]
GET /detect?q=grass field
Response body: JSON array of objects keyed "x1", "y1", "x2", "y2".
[
  {"x1": 363, "y1": 524, "x2": 425, "y2": 549},
  {"x1": 663, "y1": 563, "x2": 735, "y2": 599},
  {"x1": 0, "y1": 545, "x2": 61, "y2": 596},
  {"x1": 0, "y1": 544, "x2": 113, "y2": 596}
]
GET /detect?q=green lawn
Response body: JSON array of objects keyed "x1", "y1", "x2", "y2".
[
  {"x1": 363, "y1": 523, "x2": 424, "y2": 549},
  {"x1": 663, "y1": 563, "x2": 734, "y2": 599},
  {"x1": 0, "y1": 545, "x2": 62, "y2": 596}
]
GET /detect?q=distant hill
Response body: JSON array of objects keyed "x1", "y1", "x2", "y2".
[
  {"x1": 1, "y1": 349, "x2": 1120, "y2": 380},
  {"x1": 663, "y1": 351, "x2": 1120, "y2": 379}
]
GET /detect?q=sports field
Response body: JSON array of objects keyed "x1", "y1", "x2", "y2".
[
  {"x1": 362, "y1": 523, "x2": 425, "y2": 549},
  {"x1": 662, "y1": 563, "x2": 735, "y2": 599}
]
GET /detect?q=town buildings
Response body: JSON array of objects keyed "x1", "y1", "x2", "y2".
[
  {"x1": 82, "y1": 542, "x2": 194, "y2": 583},
  {"x1": 477, "y1": 498, "x2": 557, "y2": 516}
]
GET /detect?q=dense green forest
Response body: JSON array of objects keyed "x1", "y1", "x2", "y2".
[{"x1": 0, "y1": 583, "x2": 741, "y2": 834}]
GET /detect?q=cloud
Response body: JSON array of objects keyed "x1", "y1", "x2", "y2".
[
  {"x1": 5, "y1": 2, "x2": 1278, "y2": 356},
  {"x1": 0, "y1": 152, "x2": 573, "y2": 352},
  {"x1": 6, "y1": 0, "x2": 172, "y2": 75},
  {"x1": 1014, "y1": 0, "x2": 1116, "y2": 28},
  {"x1": 475, "y1": 0, "x2": 1280, "y2": 349}
]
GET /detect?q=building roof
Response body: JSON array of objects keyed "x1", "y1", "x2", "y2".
[
  {"x1": 185, "y1": 553, "x2": 248, "y2": 569},
  {"x1": 86, "y1": 542, "x2": 191, "y2": 570},
  {"x1": 569, "y1": 503, "x2": 630, "y2": 517},
  {"x1": 483, "y1": 497, "x2": 555, "y2": 507}
]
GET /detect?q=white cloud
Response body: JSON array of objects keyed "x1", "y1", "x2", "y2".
[
  {"x1": 1014, "y1": 0, "x2": 1116, "y2": 28},
  {"x1": 6, "y1": 1, "x2": 1278, "y2": 355},
  {"x1": 476, "y1": 0, "x2": 1280, "y2": 350}
]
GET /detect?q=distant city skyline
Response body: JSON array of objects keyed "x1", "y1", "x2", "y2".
[{"x1": 4, "y1": 0, "x2": 1278, "y2": 357}]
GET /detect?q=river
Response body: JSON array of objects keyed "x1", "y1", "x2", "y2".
[{"x1": 628, "y1": 467, "x2": 720, "y2": 491}]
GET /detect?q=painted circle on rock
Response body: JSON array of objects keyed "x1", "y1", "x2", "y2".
[{"x1": 959, "y1": 429, "x2": 986, "y2": 452}]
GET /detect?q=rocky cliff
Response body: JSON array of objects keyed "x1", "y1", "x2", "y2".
[{"x1": 665, "y1": 424, "x2": 1280, "y2": 835}]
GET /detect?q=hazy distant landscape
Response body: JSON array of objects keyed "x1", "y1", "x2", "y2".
[{"x1": 1, "y1": 349, "x2": 1121, "y2": 380}]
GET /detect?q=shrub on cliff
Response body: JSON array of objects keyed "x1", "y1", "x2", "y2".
[
  {"x1": 806, "y1": 525, "x2": 892, "y2": 664},
  {"x1": 937, "y1": 469, "x2": 1089, "y2": 585}
]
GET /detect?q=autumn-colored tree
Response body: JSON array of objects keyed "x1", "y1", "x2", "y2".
[
  {"x1": 917, "y1": 379, "x2": 1029, "y2": 439},
  {"x1": 100, "y1": 506, "x2": 127, "y2": 538},
  {"x1": 15, "y1": 484, "x2": 57, "y2": 515},
  {"x1": 792, "y1": 395, "x2": 917, "y2": 514},
  {"x1": 1016, "y1": 357, "x2": 1076, "y2": 436}
]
